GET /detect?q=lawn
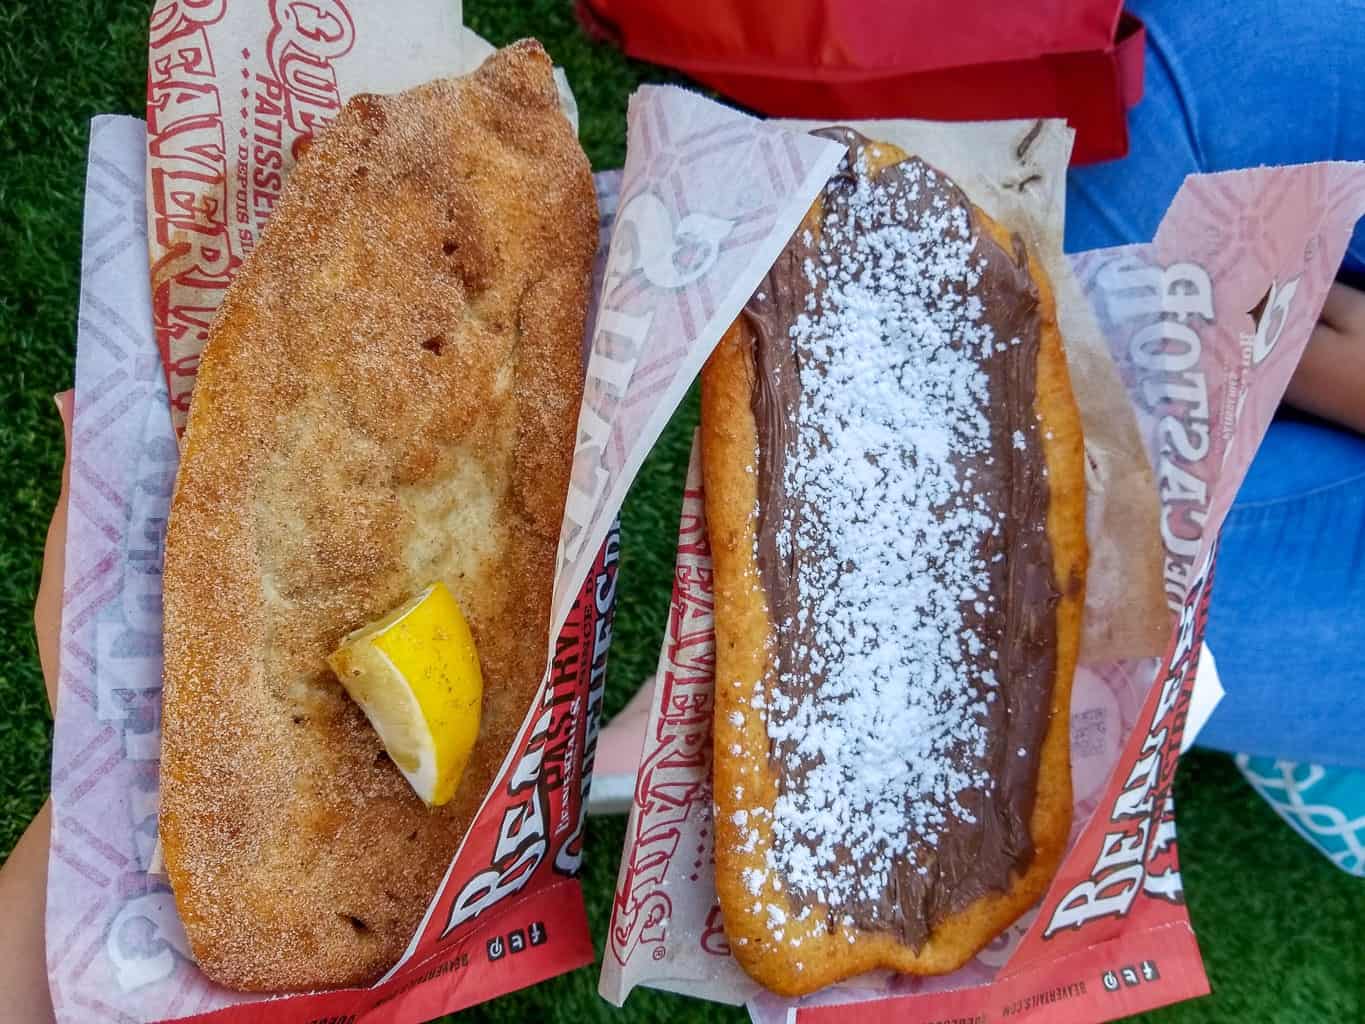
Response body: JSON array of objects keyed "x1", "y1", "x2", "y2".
[{"x1": 1, "y1": 2, "x2": 1361, "y2": 1022}]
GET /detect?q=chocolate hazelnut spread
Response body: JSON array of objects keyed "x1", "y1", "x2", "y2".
[{"x1": 743, "y1": 128, "x2": 1061, "y2": 947}]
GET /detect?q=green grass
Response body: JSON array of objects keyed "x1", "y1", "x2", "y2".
[{"x1": 2, "y1": 2, "x2": 1361, "y2": 1022}]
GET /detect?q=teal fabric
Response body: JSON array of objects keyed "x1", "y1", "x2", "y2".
[{"x1": 1236, "y1": 757, "x2": 1365, "y2": 877}]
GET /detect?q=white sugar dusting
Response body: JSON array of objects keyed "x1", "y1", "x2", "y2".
[{"x1": 758, "y1": 152, "x2": 1010, "y2": 924}]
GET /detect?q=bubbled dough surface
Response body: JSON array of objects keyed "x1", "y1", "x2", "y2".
[{"x1": 159, "y1": 41, "x2": 597, "y2": 992}]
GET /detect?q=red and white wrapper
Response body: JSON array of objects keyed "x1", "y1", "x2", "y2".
[
  {"x1": 146, "y1": 0, "x2": 463, "y2": 434},
  {"x1": 143, "y1": 0, "x2": 580, "y2": 433},
  {"x1": 598, "y1": 87, "x2": 1365, "y2": 1022}
]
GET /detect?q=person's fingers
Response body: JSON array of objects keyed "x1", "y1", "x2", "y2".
[
  {"x1": 1318, "y1": 280, "x2": 1365, "y2": 336},
  {"x1": 34, "y1": 391, "x2": 74, "y2": 716},
  {"x1": 1285, "y1": 284, "x2": 1365, "y2": 435}
]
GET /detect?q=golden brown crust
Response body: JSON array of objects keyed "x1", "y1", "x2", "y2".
[
  {"x1": 159, "y1": 40, "x2": 597, "y2": 992},
  {"x1": 702, "y1": 152, "x2": 1086, "y2": 997}
]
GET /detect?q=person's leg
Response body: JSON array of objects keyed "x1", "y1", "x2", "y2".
[
  {"x1": 1067, "y1": 0, "x2": 1365, "y2": 272},
  {"x1": 1199, "y1": 416, "x2": 1365, "y2": 767},
  {"x1": 1065, "y1": 0, "x2": 1200, "y2": 252}
]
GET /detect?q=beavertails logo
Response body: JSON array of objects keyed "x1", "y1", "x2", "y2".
[
  {"x1": 609, "y1": 489, "x2": 715, "y2": 965},
  {"x1": 1085, "y1": 256, "x2": 1218, "y2": 611},
  {"x1": 146, "y1": 0, "x2": 234, "y2": 407},
  {"x1": 146, "y1": 0, "x2": 355, "y2": 425},
  {"x1": 1043, "y1": 543, "x2": 1214, "y2": 937},
  {"x1": 1040, "y1": 255, "x2": 1306, "y2": 940},
  {"x1": 442, "y1": 698, "x2": 554, "y2": 936},
  {"x1": 442, "y1": 531, "x2": 619, "y2": 936},
  {"x1": 1041, "y1": 251, "x2": 1253, "y2": 938},
  {"x1": 239, "y1": 2, "x2": 356, "y2": 246}
]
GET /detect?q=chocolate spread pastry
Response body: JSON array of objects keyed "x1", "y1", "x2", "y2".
[{"x1": 743, "y1": 127, "x2": 1060, "y2": 948}]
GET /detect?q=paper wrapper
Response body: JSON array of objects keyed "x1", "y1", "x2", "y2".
[
  {"x1": 598, "y1": 86, "x2": 1365, "y2": 1022},
  {"x1": 47, "y1": 12, "x2": 622, "y2": 1024}
]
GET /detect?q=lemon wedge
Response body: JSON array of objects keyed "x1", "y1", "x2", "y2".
[{"x1": 327, "y1": 582, "x2": 482, "y2": 807}]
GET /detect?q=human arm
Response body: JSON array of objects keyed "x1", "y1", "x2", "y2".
[
  {"x1": 0, "y1": 804, "x2": 56, "y2": 1024},
  {"x1": 0, "y1": 392, "x2": 72, "y2": 1024},
  {"x1": 1284, "y1": 281, "x2": 1365, "y2": 434}
]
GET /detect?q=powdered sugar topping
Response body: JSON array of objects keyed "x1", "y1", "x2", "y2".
[{"x1": 760, "y1": 152, "x2": 1005, "y2": 924}]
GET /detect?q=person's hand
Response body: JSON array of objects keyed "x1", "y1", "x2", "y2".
[
  {"x1": 0, "y1": 391, "x2": 72, "y2": 1024},
  {"x1": 34, "y1": 390, "x2": 73, "y2": 714},
  {"x1": 1284, "y1": 281, "x2": 1365, "y2": 434}
]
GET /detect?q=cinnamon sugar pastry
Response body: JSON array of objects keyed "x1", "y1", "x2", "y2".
[
  {"x1": 160, "y1": 41, "x2": 596, "y2": 992},
  {"x1": 702, "y1": 129, "x2": 1086, "y2": 996}
]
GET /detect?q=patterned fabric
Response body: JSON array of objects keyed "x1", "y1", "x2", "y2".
[{"x1": 1236, "y1": 756, "x2": 1365, "y2": 878}]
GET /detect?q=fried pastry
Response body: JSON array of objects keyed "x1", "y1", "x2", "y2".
[
  {"x1": 703, "y1": 128, "x2": 1086, "y2": 996},
  {"x1": 159, "y1": 40, "x2": 597, "y2": 992}
]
